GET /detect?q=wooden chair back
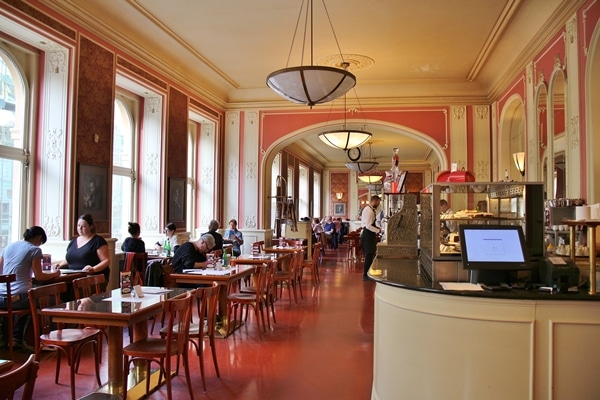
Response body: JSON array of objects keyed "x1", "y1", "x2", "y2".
[
  {"x1": 0, "y1": 274, "x2": 31, "y2": 359},
  {"x1": 28, "y1": 282, "x2": 67, "y2": 341},
  {"x1": 0, "y1": 354, "x2": 39, "y2": 400},
  {"x1": 123, "y1": 252, "x2": 148, "y2": 286},
  {"x1": 72, "y1": 274, "x2": 106, "y2": 299}
]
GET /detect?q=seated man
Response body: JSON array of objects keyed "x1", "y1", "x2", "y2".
[
  {"x1": 203, "y1": 219, "x2": 224, "y2": 257},
  {"x1": 170, "y1": 234, "x2": 216, "y2": 273}
]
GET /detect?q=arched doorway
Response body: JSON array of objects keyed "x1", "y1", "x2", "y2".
[{"x1": 259, "y1": 122, "x2": 448, "y2": 229}]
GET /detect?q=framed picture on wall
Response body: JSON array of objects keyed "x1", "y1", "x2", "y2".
[
  {"x1": 77, "y1": 163, "x2": 109, "y2": 221},
  {"x1": 168, "y1": 177, "x2": 185, "y2": 224},
  {"x1": 333, "y1": 202, "x2": 346, "y2": 216}
]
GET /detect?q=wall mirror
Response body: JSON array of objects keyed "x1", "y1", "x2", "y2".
[
  {"x1": 536, "y1": 82, "x2": 549, "y2": 198},
  {"x1": 550, "y1": 66, "x2": 566, "y2": 199}
]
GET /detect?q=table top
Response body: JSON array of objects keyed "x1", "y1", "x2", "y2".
[
  {"x1": 263, "y1": 245, "x2": 306, "y2": 253},
  {"x1": 170, "y1": 264, "x2": 256, "y2": 284},
  {"x1": 42, "y1": 287, "x2": 190, "y2": 326}
]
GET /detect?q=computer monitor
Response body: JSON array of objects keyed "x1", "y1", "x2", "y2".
[{"x1": 459, "y1": 224, "x2": 532, "y2": 284}]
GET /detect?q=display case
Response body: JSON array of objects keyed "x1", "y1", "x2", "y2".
[{"x1": 419, "y1": 182, "x2": 544, "y2": 286}]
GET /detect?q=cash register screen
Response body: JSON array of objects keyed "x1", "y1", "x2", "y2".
[{"x1": 459, "y1": 224, "x2": 530, "y2": 271}]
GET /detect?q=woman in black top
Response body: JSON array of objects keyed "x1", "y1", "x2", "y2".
[
  {"x1": 121, "y1": 222, "x2": 146, "y2": 253},
  {"x1": 55, "y1": 214, "x2": 110, "y2": 281}
]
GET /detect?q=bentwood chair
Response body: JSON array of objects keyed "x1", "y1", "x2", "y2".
[
  {"x1": 0, "y1": 274, "x2": 31, "y2": 360},
  {"x1": 123, "y1": 291, "x2": 194, "y2": 400},
  {"x1": 301, "y1": 242, "x2": 321, "y2": 286},
  {"x1": 240, "y1": 258, "x2": 279, "y2": 329},
  {"x1": 160, "y1": 282, "x2": 220, "y2": 392},
  {"x1": 228, "y1": 263, "x2": 270, "y2": 340},
  {"x1": 28, "y1": 282, "x2": 102, "y2": 400},
  {"x1": 273, "y1": 251, "x2": 303, "y2": 305},
  {"x1": 0, "y1": 354, "x2": 39, "y2": 400}
]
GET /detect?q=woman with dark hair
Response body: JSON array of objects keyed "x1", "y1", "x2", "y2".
[
  {"x1": 121, "y1": 222, "x2": 146, "y2": 253},
  {"x1": 55, "y1": 214, "x2": 110, "y2": 281},
  {"x1": 0, "y1": 226, "x2": 60, "y2": 340},
  {"x1": 154, "y1": 222, "x2": 178, "y2": 253}
]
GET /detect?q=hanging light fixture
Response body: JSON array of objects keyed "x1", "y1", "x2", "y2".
[
  {"x1": 318, "y1": 92, "x2": 371, "y2": 150},
  {"x1": 346, "y1": 140, "x2": 378, "y2": 173},
  {"x1": 358, "y1": 171, "x2": 386, "y2": 183},
  {"x1": 512, "y1": 152, "x2": 525, "y2": 177},
  {"x1": 266, "y1": 0, "x2": 356, "y2": 107}
]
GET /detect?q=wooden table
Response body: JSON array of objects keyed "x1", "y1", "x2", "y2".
[
  {"x1": 41, "y1": 287, "x2": 189, "y2": 396},
  {"x1": 262, "y1": 247, "x2": 303, "y2": 271}
]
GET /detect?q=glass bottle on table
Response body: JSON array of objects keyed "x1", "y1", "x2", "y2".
[{"x1": 164, "y1": 238, "x2": 171, "y2": 257}]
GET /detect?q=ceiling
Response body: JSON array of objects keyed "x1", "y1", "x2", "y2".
[{"x1": 37, "y1": 0, "x2": 576, "y2": 169}]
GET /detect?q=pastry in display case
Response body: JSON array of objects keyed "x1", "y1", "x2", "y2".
[{"x1": 419, "y1": 182, "x2": 545, "y2": 286}]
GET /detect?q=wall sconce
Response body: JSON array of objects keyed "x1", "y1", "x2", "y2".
[
  {"x1": 512, "y1": 152, "x2": 526, "y2": 177},
  {"x1": 336, "y1": 192, "x2": 343, "y2": 200}
]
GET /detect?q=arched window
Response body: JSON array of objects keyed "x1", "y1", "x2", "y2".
[
  {"x1": 0, "y1": 49, "x2": 27, "y2": 250},
  {"x1": 112, "y1": 95, "x2": 137, "y2": 241}
]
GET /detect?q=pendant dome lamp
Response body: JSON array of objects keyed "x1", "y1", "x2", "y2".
[{"x1": 266, "y1": 0, "x2": 356, "y2": 107}]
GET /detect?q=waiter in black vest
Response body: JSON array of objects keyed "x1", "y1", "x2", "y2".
[{"x1": 360, "y1": 195, "x2": 382, "y2": 280}]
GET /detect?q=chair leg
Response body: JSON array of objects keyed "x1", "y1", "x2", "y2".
[
  {"x1": 195, "y1": 338, "x2": 207, "y2": 392},
  {"x1": 209, "y1": 336, "x2": 220, "y2": 378},
  {"x1": 183, "y1": 352, "x2": 195, "y2": 399}
]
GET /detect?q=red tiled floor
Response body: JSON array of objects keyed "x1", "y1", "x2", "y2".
[{"x1": 2, "y1": 245, "x2": 374, "y2": 399}]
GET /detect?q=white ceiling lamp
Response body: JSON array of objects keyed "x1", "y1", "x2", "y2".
[
  {"x1": 357, "y1": 171, "x2": 386, "y2": 183},
  {"x1": 318, "y1": 92, "x2": 371, "y2": 150},
  {"x1": 266, "y1": 0, "x2": 356, "y2": 107}
]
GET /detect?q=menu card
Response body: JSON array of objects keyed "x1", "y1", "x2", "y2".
[{"x1": 121, "y1": 271, "x2": 132, "y2": 295}]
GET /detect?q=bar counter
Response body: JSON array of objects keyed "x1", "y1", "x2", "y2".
[{"x1": 368, "y1": 257, "x2": 600, "y2": 400}]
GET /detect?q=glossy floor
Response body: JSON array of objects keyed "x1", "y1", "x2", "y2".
[{"x1": 3, "y1": 245, "x2": 375, "y2": 399}]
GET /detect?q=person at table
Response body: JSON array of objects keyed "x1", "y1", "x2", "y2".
[
  {"x1": 203, "y1": 219, "x2": 223, "y2": 257},
  {"x1": 0, "y1": 226, "x2": 61, "y2": 342},
  {"x1": 360, "y1": 195, "x2": 382, "y2": 281},
  {"x1": 170, "y1": 234, "x2": 216, "y2": 273},
  {"x1": 323, "y1": 216, "x2": 338, "y2": 249},
  {"x1": 154, "y1": 222, "x2": 178, "y2": 253},
  {"x1": 121, "y1": 222, "x2": 146, "y2": 253},
  {"x1": 223, "y1": 218, "x2": 244, "y2": 257},
  {"x1": 311, "y1": 217, "x2": 324, "y2": 245},
  {"x1": 54, "y1": 214, "x2": 110, "y2": 281}
]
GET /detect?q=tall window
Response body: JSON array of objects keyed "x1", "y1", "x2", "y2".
[
  {"x1": 112, "y1": 96, "x2": 137, "y2": 241},
  {"x1": 313, "y1": 171, "x2": 321, "y2": 218},
  {"x1": 298, "y1": 164, "x2": 309, "y2": 218},
  {"x1": 270, "y1": 153, "x2": 281, "y2": 230},
  {"x1": 0, "y1": 50, "x2": 27, "y2": 251},
  {"x1": 186, "y1": 122, "x2": 197, "y2": 232}
]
